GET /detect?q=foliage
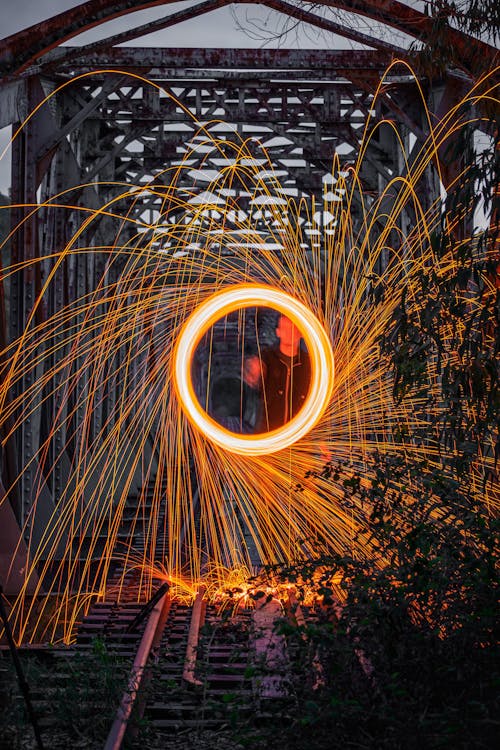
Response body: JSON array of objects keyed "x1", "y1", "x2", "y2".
[
  {"x1": 429, "y1": 0, "x2": 500, "y2": 45},
  {"x1": 406, "y1": 1, "x2": 499, "y2": 77},
  {"x1": 0, "y1": 638, "x2": 143, "y2": 749},
  {"x1": 380, "y1": 120, "x2": 499, "y2": 482},
  {"x1": 254, "y1": 69, "x2": 499, "y2": 745},
  {"x1": 258, "y1": 449, "x2": 499, "y2": 749}
]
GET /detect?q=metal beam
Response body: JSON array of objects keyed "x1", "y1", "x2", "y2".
[
  {"x1": 37, "y1": 75, "x2": 128, "y2": 166},
  {"x1": 43, "y1": 46, "x2": 396, "y2": 77},
  {"x1": 313, "y1": 0, "x2": 497, "y2": 69}
]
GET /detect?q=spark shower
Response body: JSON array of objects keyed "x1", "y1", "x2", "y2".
[{"x1": 0, "y1": 62, "x2": 498, "y2": 643}]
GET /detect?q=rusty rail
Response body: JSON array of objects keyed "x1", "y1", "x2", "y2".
[
  {"x1": 182, "y1": 588, "x2": 206, "y2": 686},
  {"x1": 103, "y1": 587, "x2": 171, "y2": 750}
]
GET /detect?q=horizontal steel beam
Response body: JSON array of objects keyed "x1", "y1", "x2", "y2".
[{"x1": 43, "y1": 47, "x2": 396, "y2": 76}]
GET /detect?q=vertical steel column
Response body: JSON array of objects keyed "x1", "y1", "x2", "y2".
[
  {"x1": 43, "y1": 138, "x2": 73, "y2": 503},
  {"x1": 0, "y1": 209, "x2": 19, "y2": 510},
  {"x1": 9, "y1": 77, "x2": 40, "y2": 526}
]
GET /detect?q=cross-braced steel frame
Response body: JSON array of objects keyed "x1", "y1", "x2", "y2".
[{"x1": 0, "y1": 0, "x2": 496, "y2": 580}]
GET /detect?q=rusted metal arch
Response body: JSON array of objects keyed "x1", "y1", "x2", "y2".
[{"x1": 1, "y1": 0, "x2": 497, "y2": 80}]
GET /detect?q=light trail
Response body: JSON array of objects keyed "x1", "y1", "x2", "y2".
[
  {"x1": 0, "y1": 63, "x2": 497, "y2": 643},
  {"x1": 174, "y1": 284, "x2": 334, "y2": 455}
]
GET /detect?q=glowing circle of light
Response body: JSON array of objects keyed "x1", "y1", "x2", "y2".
[{"x1": 173, "y1": 284, "x2": 334, "y2": 455}]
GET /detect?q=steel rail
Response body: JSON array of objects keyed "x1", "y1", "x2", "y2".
[
  {"x1": 103, "y1": 587, "x2": 171, "y2": 750},
  {"x1": 182, "y1": 588, "x2": 206, "y2": 686}
]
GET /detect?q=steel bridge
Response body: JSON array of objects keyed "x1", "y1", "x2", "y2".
[{"x1": 0, "y1": 1, "x2": 496, "y2": 595}]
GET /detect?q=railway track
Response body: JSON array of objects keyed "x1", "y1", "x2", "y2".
[
  {"x1": 1, "y1": 473, "x2": 368, "y2": 749},
  {"x1": 99, "y1": 588, "x2": 312, "y2": 746},
  {"x1": 2, "y1": 586, "x2": 316, "y2": 747}
]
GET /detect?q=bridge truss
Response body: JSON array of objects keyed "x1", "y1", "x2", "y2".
[{"x1": 0, "y1": 0, "x2": 496, "y2": 604}]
